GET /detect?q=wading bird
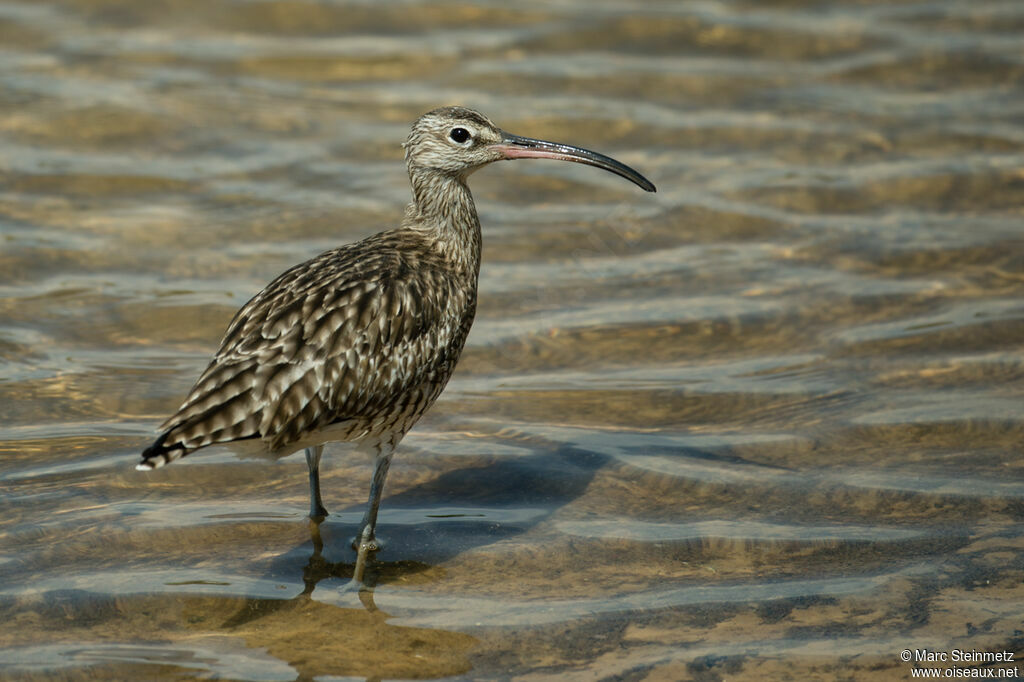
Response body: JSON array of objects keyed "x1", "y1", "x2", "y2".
[{"x1": 138, "y1": 106, "x2": 655, "y2": 582}]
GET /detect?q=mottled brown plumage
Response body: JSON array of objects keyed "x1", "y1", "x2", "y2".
[
  {"x1": 146, "y1": 230, "x2": 476, "y2": 461},
  {"x1": 138, "y1": 106, "x2": 654, "y2": 578}
]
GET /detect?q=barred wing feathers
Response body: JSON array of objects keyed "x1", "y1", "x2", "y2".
[{"x1": 139, "y1": 231, "x2": 474, "y2": 469}]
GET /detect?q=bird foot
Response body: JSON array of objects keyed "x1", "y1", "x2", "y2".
[
  {"x1": 351, "y1": 532, "x2": 384, "y2": 553},
  {"x1": 351, "y1": 529, "x2": 382, "y2": 586}
]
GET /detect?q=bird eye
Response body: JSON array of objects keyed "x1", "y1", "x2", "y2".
[{"x1": 449, "y1": 127, "x2": 471, "y2": 144}]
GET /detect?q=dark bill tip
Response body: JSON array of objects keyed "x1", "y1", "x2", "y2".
[{"x1": 492, "y1": 132, "x2": 656, "y2": 192}]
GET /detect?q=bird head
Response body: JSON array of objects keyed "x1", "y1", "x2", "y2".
[{"x1": 404, "y1": 106, "x2": 656, "y2": 192}]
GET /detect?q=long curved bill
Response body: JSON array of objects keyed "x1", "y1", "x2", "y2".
[{"x1": 492, "y1": 132, "x2": 656, "y2": 192}]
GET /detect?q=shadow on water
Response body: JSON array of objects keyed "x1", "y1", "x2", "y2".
[
  {"x1": 12, "y1": 443, "x2": 605, "y2": 679},
  {"x1": 0, "y1": 437, "x2": 615, "y2": 679},
  {"x1": 200, "y1": 447, "x2": 610, "y2": 678},
  {"x1": 266, "y1": 442, "x2": 611, "y2": 586}
]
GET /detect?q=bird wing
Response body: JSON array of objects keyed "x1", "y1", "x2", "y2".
[{"x1": 141, "y1": 233, "x2": 475, "y2": 467}]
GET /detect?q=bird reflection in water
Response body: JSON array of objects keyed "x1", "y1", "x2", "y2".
[
  {"x1": 299, "y1": 518, "x2": 435, "y2": 600},
  {"x1": 205, "y1": 520, "x2": 475, "y2": 680}
]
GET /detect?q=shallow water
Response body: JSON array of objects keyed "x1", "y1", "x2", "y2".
[{"x1": 1, "y1": 0, "x2": 1023, "y2": 680}]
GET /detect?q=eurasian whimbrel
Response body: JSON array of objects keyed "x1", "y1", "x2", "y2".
[{"x1": 138, "y1": 106, "x2": 655, "y2": 581}]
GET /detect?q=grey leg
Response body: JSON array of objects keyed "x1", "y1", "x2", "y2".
[
  {"x1": 305, "y1": 445, "x2": 328, "y2": 520},
  {"x1": 351, "y1": 449, "x2": 394, "y2": 585}
]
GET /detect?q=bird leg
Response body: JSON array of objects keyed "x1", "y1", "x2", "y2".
[
  {"x1": 305, "y1": 445, "x2": 328, "y2": 520},
  {"x1": 355, "y1": 450, "x2": 393, "y2": 551},
  {"x1": 351, "y1": 449, "x2": 394, "y2": 584}
]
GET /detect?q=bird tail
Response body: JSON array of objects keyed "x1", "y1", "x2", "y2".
[{"x1": 137, "y1": 433, "x2": 189, "y2": 471}]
